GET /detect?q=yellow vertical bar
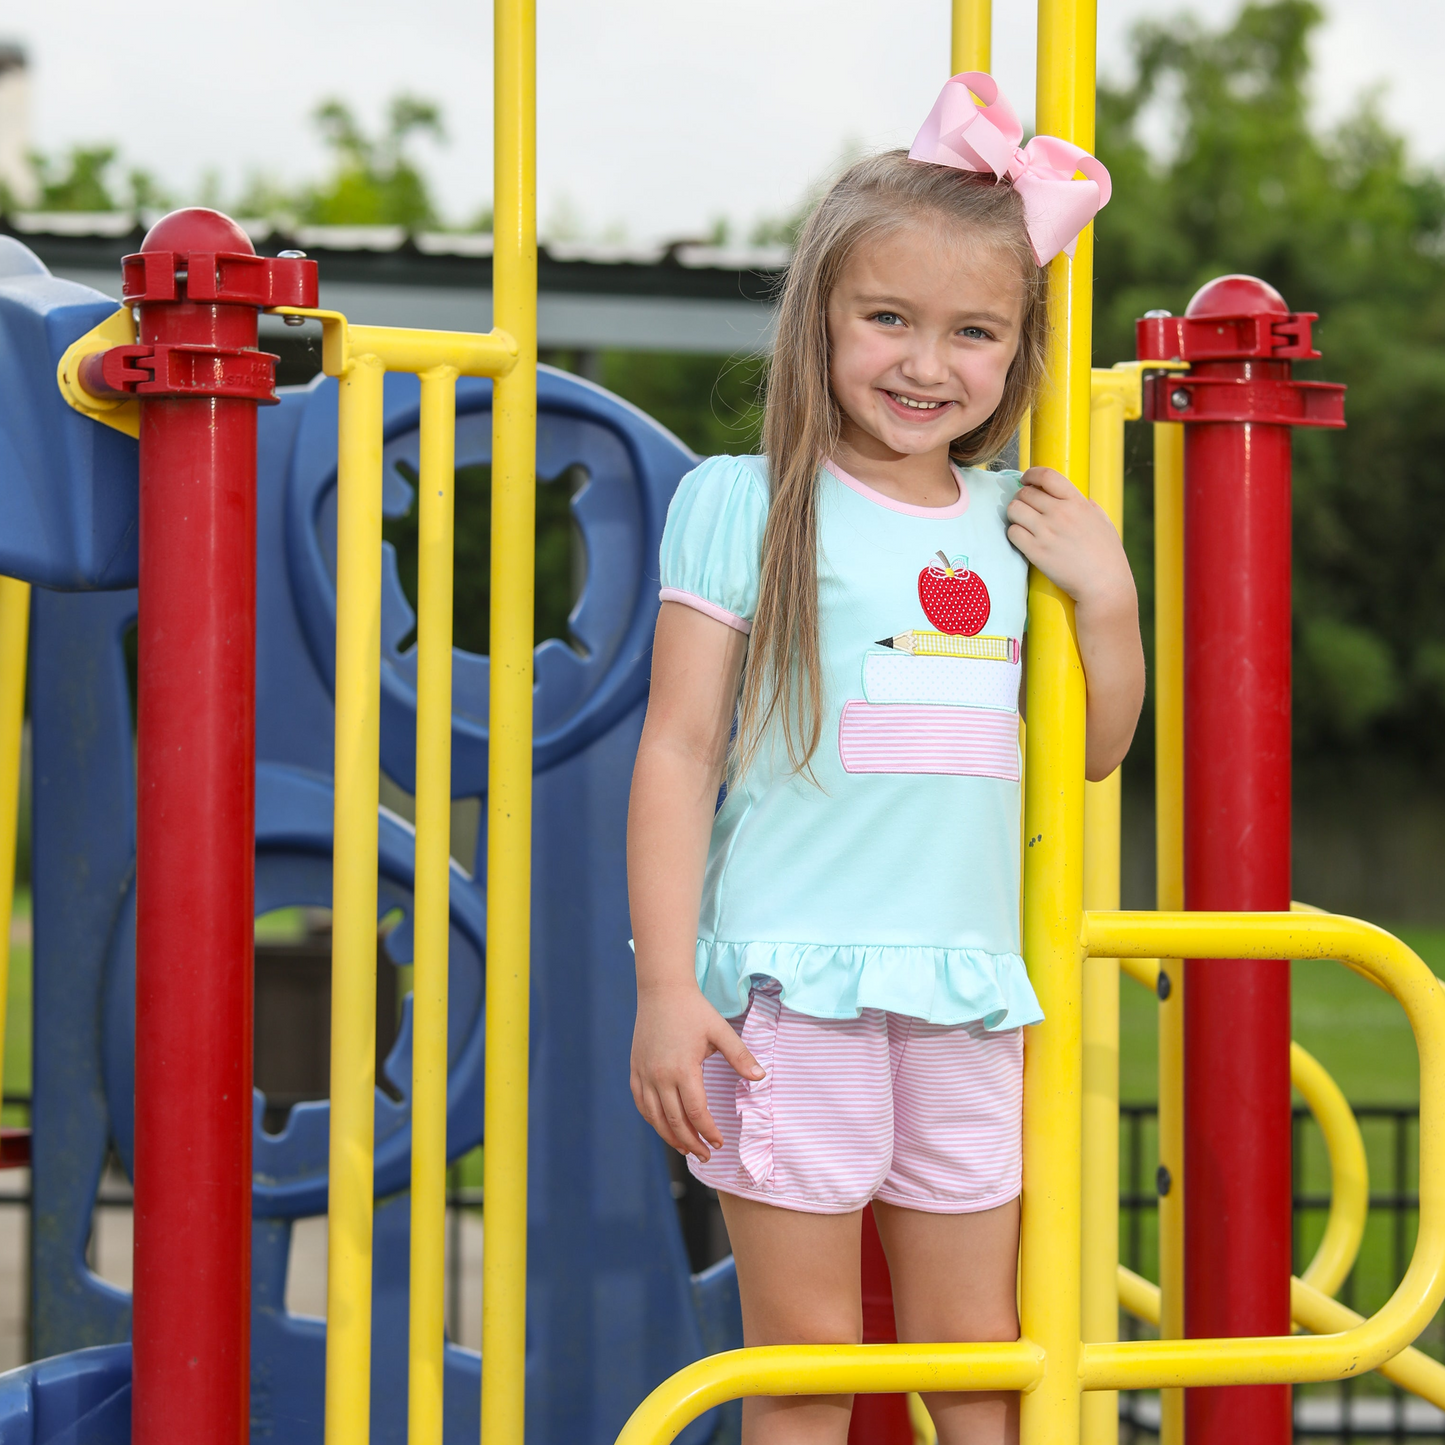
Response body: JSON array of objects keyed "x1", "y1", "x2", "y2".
[
  {"x1": 1020, "y1": 3, "x2": 1095, "y2": 1444},
  {"x1": 325, "y1": 351, "x2": 386, "y2": 1445},
  {"x1": 0, "y1": 577, "x2": 30, "y2": 1113},
  {"x1": 1080, "y1": 385, "x2": 1124, "y2": 1445},
  {"x1": 951, "y1": 0, "x2": 990, "y2": 71},
  {"x1": 1153, "y1": 419, "x2": 1186, "y2": 1445},
  {"x1": 409, "y1": 366, "x2": 458, "y2": 1445},
  {"x1": 483, "y1": 0, "x2": 537, "y2": 1442}
]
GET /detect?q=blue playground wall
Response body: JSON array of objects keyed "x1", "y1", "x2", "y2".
[{"x1": 0, "y1": 239, "x2": 741, "y2": 1444}]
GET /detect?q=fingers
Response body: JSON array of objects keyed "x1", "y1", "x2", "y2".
[
  {"x1": 712, "y1": 1024, "x2": 765, "y2": 1082},
  {"x1": 678, "y1": 1072, "x2": 725, "y2": 1153},
  {"x1": 1021, "y1": 466, "x2": 1075, "y2": 499},
  {"x1": 1006, "y1": 523, "x2": 1041, "y2": 562},
  {"x1": 632, "y1": 1068, "x2": 717, "y2": 1160}
]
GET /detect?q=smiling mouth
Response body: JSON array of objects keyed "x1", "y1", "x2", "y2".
[{"x1": 884, "y1": 390, "x2": 953, "y2": 413}]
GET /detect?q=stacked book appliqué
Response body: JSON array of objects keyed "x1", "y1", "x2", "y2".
[{"x1": 839, "y1": 633, "x2": 1021, "y2": 781}]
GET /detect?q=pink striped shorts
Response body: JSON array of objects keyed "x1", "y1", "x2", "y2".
[{"x1": 688, "y1": 981, "x2": 1024, "y2": 1215}]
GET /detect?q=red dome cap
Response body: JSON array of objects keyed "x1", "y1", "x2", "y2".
[
  {"x1": 140, "y1": 208, "x2": 255, "y2": 256},
  {"x1": 1186, "y1": 274, "x2": 1288, "y2": 318}
]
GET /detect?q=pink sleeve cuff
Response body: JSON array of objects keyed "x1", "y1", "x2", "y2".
[{"x1": 658, "y1": 588, "x2": 751, "y2": 634}]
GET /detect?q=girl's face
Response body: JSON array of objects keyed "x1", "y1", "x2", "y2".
[{"x1": 826, "y1": 223, "x2": 1025, "y2": 462}]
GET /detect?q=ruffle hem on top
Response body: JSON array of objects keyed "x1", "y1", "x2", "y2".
[{"x1": 696, "y1": 938, "x2": 1044, "y2": 1030}]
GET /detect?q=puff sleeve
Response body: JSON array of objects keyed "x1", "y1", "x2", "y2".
[{"x1": 658, "y1": 455, "x2": 769, "y2": 634}]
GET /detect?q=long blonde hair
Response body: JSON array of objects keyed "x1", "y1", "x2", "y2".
[{"x1": 736, "y1": 150, "x2": 1051, "y2": 780}]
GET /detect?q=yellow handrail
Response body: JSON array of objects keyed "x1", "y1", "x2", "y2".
[
  {"x1": 1080, "y1": 910, "x2": 1445, "y2": 1390},
  {"x1": 1151, "y1": 412, "x2": 1187, "y2": 1445},
  {"x1": 298, "y1": 307, "x2": 525, "y2": 1445},
  {"x1": 408, "y1": 365, "x2": 459, "y2": 1445},
  {"x1": 616, "y1": 1343, "x2": 1046, "y2": 1445},
  {"x1": 0, "y1": 576, "x2": 28, "y2": 1122},
  {"x1": 1116, "y1": 1273, "x2": 1445, "y2": 1409},
  {"x1": 482, "y1": 6, "x2": 538, "y2": 1445},
  {"x1": 1079, "y1": 367, "x2": 1134, "y2": 1445},
  {"x1": 1018, "y1": 4, "x2": 1096, "y2": 1439},
  {"x1": 325, "y1": 348, "x2": 386, "y2": 1445}
]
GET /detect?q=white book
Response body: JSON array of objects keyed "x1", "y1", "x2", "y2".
[{"x1": 860, "y1": 649, "x2": 1021, "y2": 712}]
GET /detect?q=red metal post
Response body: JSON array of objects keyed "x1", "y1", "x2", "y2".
[
  {"x1": 1139, "y1": 277, "x2": 1344, "y2": 1444},
  {"x1": 102, "y1": 209, "x2": 315, "y2": 1445},
  {"x1": 847, "y1": 1205, "x2": 913, "y2": 1445}
]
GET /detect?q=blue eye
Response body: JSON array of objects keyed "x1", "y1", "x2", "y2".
[
  {"x1": 870, "y1": 311, "x2": 904, "y2": 326},
  {"x1": 960, "y1": 326, "x2": 993, "y2": 341}
]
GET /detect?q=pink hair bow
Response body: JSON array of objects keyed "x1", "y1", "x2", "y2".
[{"x1": 908, "y1": 71, "x2": 1112, "y2": 266}]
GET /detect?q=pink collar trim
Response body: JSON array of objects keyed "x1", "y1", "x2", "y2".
[{"x1": 823, "y1": 459, "x2": 971, "y2": 518}]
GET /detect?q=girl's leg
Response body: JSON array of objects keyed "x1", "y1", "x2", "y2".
[
  {"x1": 719, "y1": 1192, "x2": 864, "y2": 1445},
  {"x1": 872, "y1": 1197, "x2": 1021, "y2": 1445}
]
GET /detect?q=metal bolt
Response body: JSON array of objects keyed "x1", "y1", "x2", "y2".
[
  {"x1": 1170, "y1": 388, "x2": 1191, "y2": 410},
  {"x1": 1144, "y1": 308, "x2": 1172, "y2": 319},
  {"x1": 277, "y1": 252, "x2": 308, "y2": 324},
  {"x1": 1157, "y1": 1165, "x2": 1172, "y2": 1197},
  {"x1": 1156, "y1": 969, "x2": 1172, "y2": 1001}
]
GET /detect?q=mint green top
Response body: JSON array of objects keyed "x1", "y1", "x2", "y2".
[{"x1": 657, "y1": 454, "x2": 1043, "y2": 1030}]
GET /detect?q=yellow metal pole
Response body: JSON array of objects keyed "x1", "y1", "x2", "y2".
[
  {"x1": 409, "y1": 366, "x2": 459, "y2": 1445},
  {"x1": 325, "y1": 350, "x2": 386, "y2": 1445},
  {"x1": 951, "y1": 0, "x2": 990, "y2": 71},
  {"x1": 483, "y1": 1, "x2": 537, "y2": 1443},
  {"x1": 1020, "y1": 3, "x2": 1096, "y2": 1442},
  {"x1": 0, "y1": 577, "x2": 29, "y2": 1114},
  {"x1": 1080, "y1": 379, "x2": 1125, "y2": 1445},
  {"x1": 1152, "y1": 419, "x2": 1186, "y2": 1445}
]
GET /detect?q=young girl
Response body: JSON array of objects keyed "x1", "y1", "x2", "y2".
[{"x1": 627, "y1": 73, "x2": 1143, "y2": 1445}]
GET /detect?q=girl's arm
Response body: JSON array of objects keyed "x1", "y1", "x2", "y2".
[
  {"x1": 628, "y1": 601, "x2": 763, "y2": 1160},
  {"x1": 1006, "y1": 467, "x2": 1146, "y2": 782}
]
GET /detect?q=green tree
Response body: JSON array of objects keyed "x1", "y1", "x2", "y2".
[
  {"x1": 303, "y1": 95, "x2": 445, "y2": 230},
  {"x1": 1093, "y1": 0, "x2": 1445, "y2": 769},
  {"x1": 18, "y1": 145, "x2": 171, "y2": 213}
]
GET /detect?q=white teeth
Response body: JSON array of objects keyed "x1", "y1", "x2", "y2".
[{"x1": 889, "y1": 392, "x2": 945, "y2": 410}]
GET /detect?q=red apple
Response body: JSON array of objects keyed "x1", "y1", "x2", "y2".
[{"x1": 917, "y1": 550, "x2": 990, "y2": 635}]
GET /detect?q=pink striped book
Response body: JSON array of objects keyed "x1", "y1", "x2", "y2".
[{"x1": 837, "y1": 701, "x2": 1020, "y2": 781}]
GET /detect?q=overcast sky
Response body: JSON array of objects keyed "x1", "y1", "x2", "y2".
[{"x1": 6, "y1": 0, "x2": 1443, "y2": 242}]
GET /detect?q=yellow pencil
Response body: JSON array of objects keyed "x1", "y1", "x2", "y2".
[{"x1": 874, "y1": 631, "x2": 1019, "y2": 662}]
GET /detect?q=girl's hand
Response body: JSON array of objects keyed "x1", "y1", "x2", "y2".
[
  {"x1": 1006, "y1": 467, "x2": 1146, "y2": 781},
  {"x1": 631, "y1": 981, "x2": 763, "y2": 1161},
  {"x1": 1005, "y1": 467, "x2": 1135, "y2": 614}
]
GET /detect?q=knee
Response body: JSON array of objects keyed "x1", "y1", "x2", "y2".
[{"x1": 743, "y1": 1302, "x2": 863, "y2": 1349}]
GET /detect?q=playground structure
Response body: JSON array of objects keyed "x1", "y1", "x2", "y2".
[{"x1": 0, "y1": 2, "x2": 1441, "y2": 1445}]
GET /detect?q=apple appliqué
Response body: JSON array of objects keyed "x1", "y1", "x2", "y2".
[{"x1": 917, "y1": 550, "x2": 991, "y2": 636}]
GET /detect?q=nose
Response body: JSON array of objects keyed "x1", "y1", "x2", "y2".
[{"x1": 898, "y1": 333, "x2": 951, "y2": 388}]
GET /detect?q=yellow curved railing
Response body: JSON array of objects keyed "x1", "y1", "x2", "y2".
[
  {"x1": 612, "y1": 912, "x2": 1445, "y2": 1445},
  {"x1": 1117, "y1": 957, "x2": 1370, "y2": 1299},
  {"x1": 1080, "y1": 911, "x2": 1445, "y2": 1391}
]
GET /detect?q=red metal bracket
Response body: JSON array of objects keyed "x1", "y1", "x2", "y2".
[
  {"x1": 121, "y1": 250, "x2": 318, "y2": 309},
  {"x1": 79, "y1": 343, "x2": 280, "y2": 403},
  {"x1": 1136, "y1": 311, "x2": 1322, "y2": 363},
  {"x1": 1141, "y1": 373, "x2": 1345, "y2": 428}
]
